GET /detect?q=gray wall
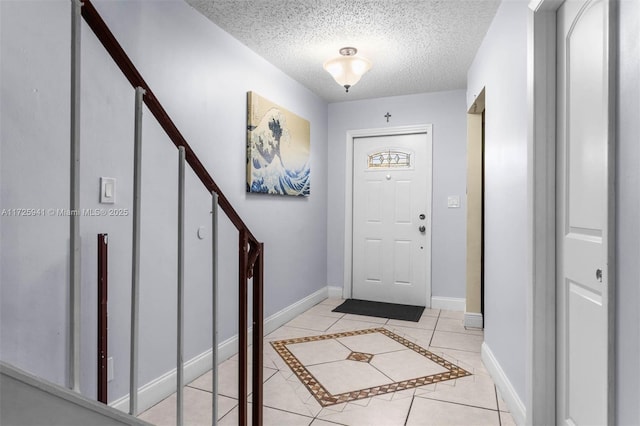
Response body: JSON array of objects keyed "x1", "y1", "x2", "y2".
[
  {"x1": 0, "y1": 0, "x2": 328, "y2": 404},
  {"x1": 1, "y1": 0, "x2": 72, "y2": 389},
  {"x1": 616, "y1": 1, "x2": 640, "y2": 424},
  {"x1": 327, "y1": 90, "x2": 468, "y2": 301},
  {"x1": 466, "y1": 0, "x2": 529, "y2": 404}
]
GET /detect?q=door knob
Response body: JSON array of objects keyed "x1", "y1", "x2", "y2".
[
  {"x1": 596, "y1": 268, "x2": 602, "y2": 282},
  {"x1": 419, "y1": 214, "x2": 426, "y2": 220},
  {"x1": 418, "y1": 225, "x2": 426, "y2": 233}
]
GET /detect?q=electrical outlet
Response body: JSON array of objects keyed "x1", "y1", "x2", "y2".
[{"x1": 107, "y1": 357, "x2": 114, "y2": 382}]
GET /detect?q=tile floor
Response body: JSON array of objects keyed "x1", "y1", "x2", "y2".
[{"x1": 139, "y1": 298, "x2": 515, "y2": 426}]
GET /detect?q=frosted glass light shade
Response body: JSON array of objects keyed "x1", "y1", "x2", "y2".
[{"x1": 323, "y1": 52, "x2": 372, "y2": 92}]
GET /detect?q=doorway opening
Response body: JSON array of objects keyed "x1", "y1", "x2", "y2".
[{"x1": 465, "y1": 88, "x2": 485, "y2": 328}]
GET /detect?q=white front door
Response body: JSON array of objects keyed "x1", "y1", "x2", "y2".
[
  {"x1": 352, "y1": 131, "x2": 432, "y2": 306},
  {"x1": 557, "y1": 0, "x2": 613, "y2": 424}
]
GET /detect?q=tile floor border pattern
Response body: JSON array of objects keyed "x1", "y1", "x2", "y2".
[
  {"x1": 347, "y1": 351, "x2": 373, "y2": 363},
  {"x1": 270, "y1": 327, "x2": 471, "y2": 407}
]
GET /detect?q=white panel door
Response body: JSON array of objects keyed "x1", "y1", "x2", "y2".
[
  {"x1": 557, "y1": 0, "x2": 612, "y2": 424},
  {"x1": 352, "y1": 131, "x2": 432, "y2": 306}
]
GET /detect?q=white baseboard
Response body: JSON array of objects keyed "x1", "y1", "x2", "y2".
[
  {"x1": 464, "y1": 312, "x2": 484, "y2": 329},
  {"x1": 431, "y1": 296, "x2": 466, "y2": 311},
  {"x1": 481, "y1": 342, "x2": 526, "y2": 425},
  {"x1": 263, "y1": 286, "x2": 329, "y2": 335},
  {"x1": 111, "y1": 286, "x2": 330, "y2": 415},
  {"x1": 110, "y1": 343, "x2": 220, "y2": 415},
  {"x1": 327, "y1": 286, "x2": 343, "y2": 299}
]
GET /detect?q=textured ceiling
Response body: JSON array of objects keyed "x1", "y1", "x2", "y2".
[{"x1": 185, "y1": 0, "x2": 501, "y2": 103}]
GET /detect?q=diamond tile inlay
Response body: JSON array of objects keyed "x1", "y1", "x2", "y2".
[
  {"x1": 270, "y1": 328, "x2": 471, "y2": 406},
  {"x1": 347, "y1": 351, "x2": 374, "y2": 363}
]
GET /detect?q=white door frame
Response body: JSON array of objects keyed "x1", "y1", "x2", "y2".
[
  {"x1": 343, "y1": 125, "x2": 432, "y2": 305},
  {"x1": 527, "y1": 1, "x2": 616, "y2": 424}
]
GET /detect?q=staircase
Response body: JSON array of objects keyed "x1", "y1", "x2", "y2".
[{"x1": 4, "y1": 0, "x2": 265, "y2": 425}]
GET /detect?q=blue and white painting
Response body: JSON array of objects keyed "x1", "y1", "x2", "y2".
[{"x1": 247, "y1": 92, "x2": 310, "y2": 196}]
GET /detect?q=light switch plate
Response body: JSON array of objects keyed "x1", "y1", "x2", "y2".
[
  {"x1": 447, "y1": 195, "x2": 460, "y2": 208},
  {"x1": 100, "y1": 177, "x2": 116, "y2": 204}
]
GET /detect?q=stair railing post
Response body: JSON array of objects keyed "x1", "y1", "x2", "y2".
[
  {"x1": 129, "y1": 86, "x2": 145, "y2": 416},
  {"x1": 97, "y1": 234, "x2": 109, "y2": 403},
  {"x1": 177, "y1": 146, "x2": 186, "y2": 426},
  {"x1": 238, "y1": 229, "x2": 248, "y2": 426},
  {"x1": 69, "y1": 0, "x2": 83, "y2": 393},
  {"x1": 211, "y1": 192, "x2": 219, "y2": 426},
  {"x1": 252, "y1": 244, "x2": 264, "y2": 426}
]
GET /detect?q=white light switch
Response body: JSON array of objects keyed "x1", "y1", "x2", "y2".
[
  {"x1": 100, "y1": 177, "x2": 116, "y2": 204},
  {"x1": 447, "y1": 195, "x2": 460, "y2": 208}
]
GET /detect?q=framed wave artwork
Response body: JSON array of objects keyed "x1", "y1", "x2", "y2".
[{"x1": 246, "y1": 91, "x2": 310, "y2": 196}]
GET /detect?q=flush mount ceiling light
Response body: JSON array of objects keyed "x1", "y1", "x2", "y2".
[{"x1": 323, "y1": 47, "x2": 372, "y2": 93}]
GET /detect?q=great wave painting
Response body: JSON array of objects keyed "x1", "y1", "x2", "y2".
[{"x1": 246, "y1": 92, "x2": 310, "y2": 196}]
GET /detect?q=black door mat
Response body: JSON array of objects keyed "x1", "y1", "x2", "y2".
[{"x1": 332, "y1": 299, "x2": 425, "y2": 322}]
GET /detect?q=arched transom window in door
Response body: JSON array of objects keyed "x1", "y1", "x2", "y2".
[{"x1": 367, "y1": 150, "x2": 413, "y2": 169}]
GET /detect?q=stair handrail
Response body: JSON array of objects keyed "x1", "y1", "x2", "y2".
[
  {"x1": 78, "y1": 1, "x2": 264, "y2": 425},
  {"x1": 80, "y1": 1, "x2": 256, "y2": 243}
]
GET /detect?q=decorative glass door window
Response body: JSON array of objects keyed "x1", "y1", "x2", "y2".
[{"x1": 367, "y1": 150, "x2": 412, "y2": 169}]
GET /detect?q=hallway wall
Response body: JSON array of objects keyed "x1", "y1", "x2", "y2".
[
  {"x1": 466, "y1": 0, "x2": 529, "y2": 405},
  {"x1": 327, "y1": 91, "x2": 468, "y2": 303},
  {"x1": 0, "y1": 0, "x2": 328, "y2": 404},
  {"x1": 616, "y1": 1, "x2": 640, "y2": 423}
]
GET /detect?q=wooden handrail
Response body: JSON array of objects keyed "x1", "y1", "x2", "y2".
[
  {"x1": 80, "y1": 0, "x2": 258, "y2": 246},
  {"x1": 78, "y1": 1, "x2": 264, "y2": 425}
]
